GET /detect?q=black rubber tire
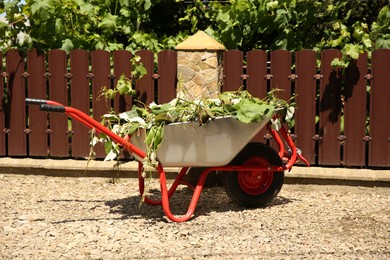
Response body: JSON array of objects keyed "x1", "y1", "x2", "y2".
[{"x1": 222, "y1": 142, "x2": 284, "y2": 208}]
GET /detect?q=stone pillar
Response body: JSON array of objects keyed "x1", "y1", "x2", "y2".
[{"x1": 175, "y1": 31, "x2": 225, "y2": 100}]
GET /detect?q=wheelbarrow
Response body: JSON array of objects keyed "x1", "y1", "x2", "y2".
[{"x1": 26, "y1": 98, "x2": 309, "y2": 222}]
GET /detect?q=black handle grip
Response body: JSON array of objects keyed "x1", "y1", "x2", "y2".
[
  {"x1": 25, "y1": 98, "x2": 48, "y2": 105},
  {"x1": 40, "y1": 104, "x2": 65, "y2": 113}
]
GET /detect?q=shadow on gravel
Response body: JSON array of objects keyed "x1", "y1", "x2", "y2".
[
  {"x1": 105, "y1": 187, "x2": 295, "y2": 222},
  {"x1": 41, "y1": 187, "x2": 296, "y2": 223},
  {"x1": 52, "y1": 217, "x2": 129, "y2": 224},
  {"x1": 37, "y1": 199, "x2": 107, "y2": 203}
]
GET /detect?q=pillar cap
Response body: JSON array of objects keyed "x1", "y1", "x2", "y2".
[{"x1": 175, "y1": 31, "x2": 226, "y2": 51}]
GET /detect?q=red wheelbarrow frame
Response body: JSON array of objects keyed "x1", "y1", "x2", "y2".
[{"x1": 26, "y1": 98, "x2": 309, "y2": 222}]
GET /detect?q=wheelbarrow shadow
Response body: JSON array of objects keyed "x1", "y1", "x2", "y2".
[{"x1": 105, "y1": 186, "x2": 294, "y2": 222}]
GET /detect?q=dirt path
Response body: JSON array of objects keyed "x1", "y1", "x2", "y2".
[{"x1": 1, "y1": 174, "x2": 389, "y2": 259}]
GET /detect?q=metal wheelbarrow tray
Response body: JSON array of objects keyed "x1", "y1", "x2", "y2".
[
  {"x1": 26, "y1": 98, "x2": 309, "y2": 222},
  {"x1": 130, "y1": 115, "x2": 271, "y2": 167}
]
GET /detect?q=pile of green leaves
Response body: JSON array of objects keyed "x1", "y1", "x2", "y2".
[{"x1": 96, "y1": 87, "x2": 295, "y2": 170}]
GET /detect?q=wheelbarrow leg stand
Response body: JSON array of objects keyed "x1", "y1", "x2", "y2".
[
  {"x1": 138, "y1": 162, "x2": 189, "y2": 206},
  {"x1": 138, "y1": 162, "x2": 209, "y2": 222},
  {"x1": 158, "y1": 164, "x2": 210, "y2": 222}
]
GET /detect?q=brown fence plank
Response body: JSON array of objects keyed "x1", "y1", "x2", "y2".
[
  {"x1": 91, "y1": 50, "x2": 111, "y2": 118},
  {"x1": 318, "y1": 49, "x2": 342, "y2": 165},
  {"x1": 135, "y1": 50, "x2": 155, "y2": 105},
  {"x1": 27, "y1": 49, "x2": 47, "y2": 156},
  {"x1": 369, "y1": 49, "x2": 390, "y2": 167},
  {"x1": 270, "y1": 50, "x2": 292, "y2": 150},
  {"x1": 246, "y1": 50, "x2": 268, "y2": 142},
  {"x1": 91, "y1": 50, "x2": 111, "y2": 158},
  {"x1": 112, "y1": 50, "x2": 133, "y2": 159},
  {"x1": 48, "y1": 50, "x2": 69, "y2": 157},
  {"x1": 270, "y1": 50, "x2": 291, "y2": 100},
  {"x1": 6, "y1": 49, "x2": 26, "y2": 156},
  {"x1": 246, "y1": 50, "x2": 268, "y2": 98},
  {"x1": 157, "y1": 50, "x2": 177, "y2": 104},
  {"x1": 113, "y1": 50, "x2": 132, "y2": 112},
  {"x1": 295, "y1": 50, "x2": 317, "y2": 165},
  {"x1": 343, "y1": 52, "x2": 368, "y2": 166},
  {"x1": 0, "y1": 52, "x2": 6, "y2": 156},
  {"x1": 223, "y1": 50, "x2": 244, "y2": 91},
  {"x1": 70, "y1": 49, "x2": 90, "y2": 158}
]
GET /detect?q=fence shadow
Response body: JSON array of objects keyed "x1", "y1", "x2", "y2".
[
  {"x1": 320, "y1": 70, "x2": 342, "y2": 124},
  {"x1": 344, "y1": 60, "x2": 361, "y2": 102}
]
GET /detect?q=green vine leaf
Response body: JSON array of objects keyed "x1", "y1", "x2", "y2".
[{"x1": 98, "y1": 13, "x2": 118, "y2": 35}]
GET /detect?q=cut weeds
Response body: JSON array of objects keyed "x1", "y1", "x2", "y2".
[{"x1": 93, "y1": 76, "x2": 296, "y2": 200}]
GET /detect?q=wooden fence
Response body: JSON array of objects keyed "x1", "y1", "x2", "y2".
[{"x1": 0, "y1": 48, "x2": 389, "y2": 167}]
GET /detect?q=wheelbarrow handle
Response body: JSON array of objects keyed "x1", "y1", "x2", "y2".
[
  {"x1": 40, "y1": 104, "x2": 66, "y2": 113},
  {"x1": 26, "y1": 98, "x2": 64, "y2": 107},
  {"x1": 25, "y1": 98, "x2": 49, "y2": 105}
]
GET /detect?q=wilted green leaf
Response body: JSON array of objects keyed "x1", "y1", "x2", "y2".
[
  {"x1": 285, "y1": 106, "x2": 295, "y2": 121},
  {"x1": 344, "y1": 43, "x2": 361, "y2": 59},
  {"x1": 362, "y1": 36, "x2": 372, "y2": 48},
  {"x1": 271, "y1": 118, "x2": 282, "y2": 131},
  {"x1": 331, "y1": 58, "x2": 349, "y2": 68},
  {"x1": 61, "y1": 39, "x2": 74, "y2": 52},
  {"x1": 104, "y1": 148, "x2": 118, "y2": 161},
  {"x1": 235, "y1": 99, "x2": 274, "y2": 124},
  {"x1": 115, "y1": 74, "x2": 137, "y2": 96},
  {"x1": 104, "y1": 141, "x2": 113, "y2": 155},
  {"x1": 144, "y1": 0, "x2": 151, "y2": 10}
]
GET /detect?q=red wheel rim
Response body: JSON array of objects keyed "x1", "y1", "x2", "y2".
[{"x1": 238, "y1": 157, "x2": 273, "y2": 195}]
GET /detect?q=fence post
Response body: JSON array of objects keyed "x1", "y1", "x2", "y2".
[
  {"x1": 223, "y1": 50, "x2": 244, "y2": 91},
  {"x1": 295, "y1": 50, "x2": 317, "y2": 165},
  {"x1": 318, "y1": 49, "x2": 342, "y2": 165},
  {"x1": 70, "y1": 49, "x2": 90, "y2": 158},
  {"x1": 91, "y1": 50, "x2": 111, "y2": 159},
  {"x1": 271, "y1": 50, "x2": 292, "y2": 100},
  {"x1": 269, "y1": 50, "x2": 292, "y2": 150},
  {"x1": 27, "y1": 49, "x2": 48, "y2": 156},
  {"x1": 113, "y1": 50, "x2": 132, "y2": 112},
  {"x1": 369, "y1": 49, "x2": 390, "y2": 167},
  {"x1": 135, "y1": 50, "x2": 155, "y2": 105},
  {"x1": 246, "y1": 50, "x2": 267, "y2": 142},
  {"x1": 157, "y1": 50, "x2": 177, "y2": 104},
  {"x1": 343, "y1": 52, "x2": 368, "y2": 166},
  {"x1": 6, "y1": 49, "x2": 27, "y2": 156},
  {"x1": 0, "y1": 52, "x2": 5, "y2": 156},
  {"x1": 48, "y1": 49, "x2": 69, "y2": 157}
]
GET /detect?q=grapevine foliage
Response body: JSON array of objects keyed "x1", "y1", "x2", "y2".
[{"x1": 0, "y1": 0, "x2": 388, "y2": 63}]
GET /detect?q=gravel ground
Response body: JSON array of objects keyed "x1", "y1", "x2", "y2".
[{"x1": 0, "y1": 173, "x2": 389, "y2": 259}]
